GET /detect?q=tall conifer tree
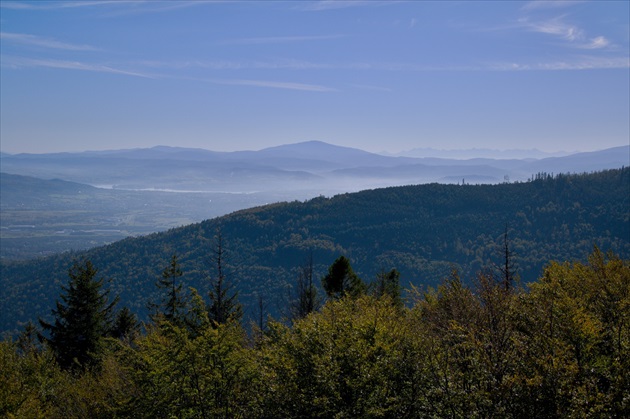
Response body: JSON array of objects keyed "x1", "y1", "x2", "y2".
[
  {"x1": 207, "y1": 230, "x2": 242, "y2": 325},
  {"x1": 149, "y1": 254, "x2": 186, "y2": 326},
  {"x1": 39, "y1": 260, "x2": 117, "y2": 371}
]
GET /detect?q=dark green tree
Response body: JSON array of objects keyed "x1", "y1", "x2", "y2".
[
  {"x1": 290, "y1": 252, "x2": 321, "y2": 321},
  {"x1": 39, "y1": 260, "x2": 117, "y2": 371},
  {"x1": 16, "y1": 321, "x2": 41, "y2": 355},
  {"x1": 372, "y1": 268, "x2": 403, "y2": 309},
  {"x1": 322, "y1": 255, "x2": 365, "y2": 299},
  {"x1": 149, "y1": 254, "x2": 187, "y2": 326},
  {"x1": 110, "y1": 306, "x2": 139, "y2": 340},
  {"x1": 498, "y1": 224, "x2": 517, "y2": 291},
  {"x1": 207, "y1": 230, "x2": 242, "y2": 326}
]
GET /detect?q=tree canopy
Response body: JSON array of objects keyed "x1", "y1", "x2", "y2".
[{"x1": 3, "y1": 248, "x2": 627, "y2": 417}]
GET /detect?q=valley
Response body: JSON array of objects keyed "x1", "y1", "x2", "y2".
[
  {"x1": 1, "y1": 167, "x2": 627, "y2": 335},
  {"x1": 2, "y1": 141, "x2": 628, "y2": 260}
]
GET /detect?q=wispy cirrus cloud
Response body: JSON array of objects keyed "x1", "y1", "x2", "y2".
[
  {"x1": 518, "y1": 16, "x2": 612, "y2": 50},
  {"x1": 521, "y1": 16, "x2": 583, "y2": 41},
  {"x1": 350, "y1": 84, "x2": 392, "y2": 92},
  {"x1": 578, "y1": 36, "x2": 610, "y2": 50},
  {"x1": 1, "y1": 55, "x2": 156, "y2": 78},
  {"x1": 521, "y1": 1, "x2": 587, "y2": 11},
  {"x1": 217, "y1": 34, "x2": 346, "y2": 46},
  {"x1": 296, "y1": 0, "x2": 394, "y2": 12},
  {"x1": 1, "y1": 54, "x2": 336, "y2": 89},
  {"x1": 0, "y1": 1, "x2": 138, "y2": 10},
  {"x1": 137, "y1": 58, "x2": 359, "y2": 71},
  {"x1": 1, "y1": 32, "x2": 97, "y2": 51},
  {"x1": 0, "y1": 0, "x2": 208, "y2": 14},
  {"x1": 209, "y1": 78, "x2": 336, "y2": 92},
  {"x1": 488, "y1": 56, "x2": 629, "y2": 71},
  {"x1": 135, "y1": 58, "x2": 330, "y2": 71},
  {"x1": 136, "y1": 56, "x2": 630, "y2": 74}
]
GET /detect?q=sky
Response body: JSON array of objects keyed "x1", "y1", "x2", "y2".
[{"x1": 1, "y1": 0, "x2": 628, "y2": 155}]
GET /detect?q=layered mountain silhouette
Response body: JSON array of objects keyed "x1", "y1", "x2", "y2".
[{"x1": 2, "y1": 141, "x2": 627, "y2": 193}]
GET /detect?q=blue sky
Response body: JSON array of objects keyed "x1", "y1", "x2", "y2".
[{"x1": 1, "y1": 0, "x2": 628, "y2": 154}]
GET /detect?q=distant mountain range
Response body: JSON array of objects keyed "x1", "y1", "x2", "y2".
[
  {"x1": 2, "y1": 141, "x2": 628, "y2": 194},
  {"x1": 390, "y1": 147, "x2": 574, "y2": 159}
]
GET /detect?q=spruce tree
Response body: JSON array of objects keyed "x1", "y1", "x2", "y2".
[
  {"x1": 110, "y1": 306, "x2": 139, "y2": 340},
  {"x1": 322, "y1": 256, "x2": 365, "y2": 299},
  {"x1": 207, "y1": 230, "x2": 242, "y2": 325},
  {"x1": 149, "y1": 254, "x2": 187, "y2": 326},
  {"x1": 372, "y1": 268, "x2": 403, "y2": 308},
  {"x1": 290, "y1": 252, "x2": 321, "y2": 321},
  {"x1": 39, "y1": 260, "x2": 117, "y2": 371},
  {"x1": 499, "y1": 225, "x2": 517, "y2": 291}
]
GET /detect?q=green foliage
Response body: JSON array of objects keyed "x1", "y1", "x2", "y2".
[
  {"x1": 148, "y1": 254, "x2": 187, "y2": 326},
  {"x1": 0, "y1": 340, "x2": 59, "y2": 418},
  {"x1": 206, "y1": 231, "x2": 243, "y2": 326},
  {"x1": 0, "y1": 249, "x2": 628, "y2": 417},
  {"x1": 110, "y1": 307, "x2": 139, "y2": 341},
  {"x1": 39, "y1": 260, "x2": 118, "y2": 371},
  {"x1": 129, "y1": 320, "x2": 256, "y2": 418},
  {"x1": 256, "y1": 295, "x2": 426, "y2": 418},
  {"x1": 2, "y1": 168, "x2": 628, "y2": 333},
  {"x1": 0, "y1": 168, "x2": 630, "y2": 333},
  {"x1": 371, "y1": 268, "x2": 403, "y2": 309},
  {"x1": 518, "y1": 248, "x2": 630, "y2": 417},
  {"x1": 322, "y1": 255, "x2": 366, "y2": 299},
  {"x1": 289, "y1": 252, "x2": 321, "y2": 321}
]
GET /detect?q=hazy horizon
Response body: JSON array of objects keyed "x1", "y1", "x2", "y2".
[{"x1": 0, "y1": 139, "x2": 625, "y2": 157}]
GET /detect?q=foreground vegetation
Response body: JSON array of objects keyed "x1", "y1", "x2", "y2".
[{"x1": 2, "y1": 248, "x2": 628, "y2": 418}]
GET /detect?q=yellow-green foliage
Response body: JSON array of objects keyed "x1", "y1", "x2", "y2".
[
  {"x1": 1, "y1": 249, "x2": 628, "y2": 418},
  {"x1": 257, "y1": 295, "x2": 425, "y2": 418}
]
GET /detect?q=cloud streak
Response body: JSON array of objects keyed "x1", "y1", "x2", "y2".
[
  {"x1": 489, "y1": 56, "x2": 629, "y2": 71},
  {"x1": 1, "y1": 32, "x2": 97, "y2": 51},
  {"x1": 517, "y1": 15, "x2": 614, "y2": 51},
  {"x1": 135, "y1": 56, "x2": 630, "y2": 74},
  {"x1": 296, "y1": 0, "x2": 394, "y2": 12},
  {"x1": 578, "y1": 36, "x2": 610, "y2": 50},
  {"x1": 521, "y1": 1, "x2": 587, "y2": 11},
  {"x1": 0, "y1": 1, "x2": 140, "y2": 10},
  {"x1": 0, "y1": 0, "x2": 208, "y2": 14},
  {"x1": 209, "y1": 78, "x2": 337, "y2": 92},
  {"x1": 218, "y1": 34, "x2": 346, "y2": 45},
  {"x1": 2, "y1": 55, "x2": 156, "y2": 78},
  {"x1": 522, "y1": 16, "x2": 583, "y2": 41}
]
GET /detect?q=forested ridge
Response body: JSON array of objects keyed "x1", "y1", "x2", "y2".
[{"x1": 1, "y1": 168, "x2": 628, "y2": 334}]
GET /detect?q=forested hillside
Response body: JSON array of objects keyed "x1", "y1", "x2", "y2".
[{"x1": 1, "y1": 168, "x2": 628, "y2": 334}]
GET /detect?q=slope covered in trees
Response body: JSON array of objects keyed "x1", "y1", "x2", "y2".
[
  {"x1": 2, "y1": 249, "x2": 628, "y2": 417},
  {"x1": 1, "y1": 168, "x2": 628, "y2": 333}
]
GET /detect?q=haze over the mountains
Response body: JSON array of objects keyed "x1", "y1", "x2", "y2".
[
  {"x1": 2, "y1": 141, "x2": 627, "y2": 260},
  {"x1": 2, "y1": 141, "x2": 627, "y2": 195}
]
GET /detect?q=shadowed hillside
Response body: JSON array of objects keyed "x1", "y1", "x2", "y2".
[{"x1": 1, "y1": 168, "x2": 628, "y2": 334}]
